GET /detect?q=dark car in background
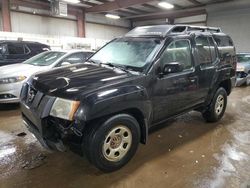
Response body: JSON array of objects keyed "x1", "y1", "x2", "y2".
[
  {"x1": 20, "y1": 25, "x2": 236, "y2": 172},
  {"x1": 0, "y1": 40, "x2": 50, "y2": 66},
  {"x1": 236, "y1": 53, "x2": 250, "y2": 86}
]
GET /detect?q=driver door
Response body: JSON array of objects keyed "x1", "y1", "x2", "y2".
[{"x1": 152, "y1": 38, "x2": 200, "y2": 123}]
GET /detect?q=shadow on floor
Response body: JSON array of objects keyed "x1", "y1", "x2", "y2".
[{"x1": 0, "y1": 103, "x2": 20, "y2": 111}]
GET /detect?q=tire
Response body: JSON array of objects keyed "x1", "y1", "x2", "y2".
[
  {"x1": 202, "y1": 87, "x2": 227, "y2": 122},
  {"x1": 82, "y1": 114, "x2": 140, "y2": 172}
]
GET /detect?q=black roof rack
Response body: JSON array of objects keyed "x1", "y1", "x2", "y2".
[{"x1": 125, "y1": 25, "x2": 222, "y2": 38}]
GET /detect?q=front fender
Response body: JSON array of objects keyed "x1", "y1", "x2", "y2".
[{"x1": 75, "y1": 85, "x2": 151, "y2": 123}]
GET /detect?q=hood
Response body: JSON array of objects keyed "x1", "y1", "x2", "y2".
[
  {"x1": 237, "y1": 62, "x2": 250, "y2": 72},
  {"x1": 0, "y1": 63, "x2": 49, "y2": 79},
  {"x1": 31, "y1": 63, "x2": 138, "y2": 100}
]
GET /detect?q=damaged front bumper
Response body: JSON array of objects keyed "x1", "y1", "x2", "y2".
[
  {"x1": 20, "y1": 84, "x2": 84, "y2": 152},
  {"x1": 236, "y1": 71, "x2": 250, "y2": 86}
]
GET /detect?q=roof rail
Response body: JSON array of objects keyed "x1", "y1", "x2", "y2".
[{"x1": 169, "y1": 25, "x2": 222, "y2": 34}]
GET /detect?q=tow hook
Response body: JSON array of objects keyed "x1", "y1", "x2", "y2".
[{"x1": 70, "y1": 127, "x2": 83, "y2": 137}]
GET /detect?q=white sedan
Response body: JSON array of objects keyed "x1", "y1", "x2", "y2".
[{"x1": 0, "y1": 50, "x2": 94, "y2": 103}]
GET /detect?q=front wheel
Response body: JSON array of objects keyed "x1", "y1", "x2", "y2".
[
  {"x1": 202, "y1": 87, "x2": 227, "y2": 122},
  {"x1": 83, "y1": 114, "x2": 140, "y2": 172}
]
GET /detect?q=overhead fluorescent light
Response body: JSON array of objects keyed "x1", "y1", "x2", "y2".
[
  {"x1": 62, "y1": 0, "x2": 80, "y2": 4},
  {"x1": 105, "y1": 14, "x2": 120, "y2": 19},
  {"x1": 158, "y1": 2, "x2": 174, "y2": 9}
]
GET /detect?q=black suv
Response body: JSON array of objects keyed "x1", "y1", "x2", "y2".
[
  {"x1": 20, "y1": 25, "x2": 236, "y2": 172},
  {"x1": 0, "y1": 40, "x2": 50, "y2": 66}
]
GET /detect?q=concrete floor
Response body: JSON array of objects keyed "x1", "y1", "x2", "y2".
[{"x1": 0, "y1": 87, "x2": 249, "y2": 188}]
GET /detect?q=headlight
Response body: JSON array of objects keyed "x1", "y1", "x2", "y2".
[
  {"x1": 236, "y1": 66, "x2": 245, "y2": 72},
  {"x1": 0, "y1": 76, "x2": 26, "y2": 84},
  {"x1": 50, "y1": 98, "x2": 80, "y2": 121}
]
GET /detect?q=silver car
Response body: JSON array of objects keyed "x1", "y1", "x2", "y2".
[
  {"x1": 236, "y1": 53, "x2": 250, "y2": 86},
  {"x1": 0, "y1": 50, "x2": 94, "y2": 103}
]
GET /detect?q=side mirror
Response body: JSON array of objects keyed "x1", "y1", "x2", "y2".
[
  {"x1": 61, "y1": 62, "x2": 71, "y2": 66},
  {"x1": 162, "y1": 62, "x2": 184, "y2": 75}
]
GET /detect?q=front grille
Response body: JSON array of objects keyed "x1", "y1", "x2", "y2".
[
  {"x1": 237, "y1": 71, "x2": 248, "y2": 78},
  {"x1": 0, "y1": 94, "x2": 17, "y2": 99}
]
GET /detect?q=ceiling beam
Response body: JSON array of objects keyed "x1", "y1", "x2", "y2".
[
  {"x1": 86, "y1": 0, "x2": 154, "y2": 13},
  {"x1": 187, "y1": 0, "x2": 203, "y2": 5},
  {"x1": 129, "y1": 8, "x2": 207, "y2": 21},
  {"x1": 79, "y1": 0, "x2": 99, "y2": 7}
]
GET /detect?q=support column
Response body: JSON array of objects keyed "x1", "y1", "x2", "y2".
[
  {"x1": 2, "y1": 0, "x2": 12, "y2": 32},
  {"x1": 77, "y1": 10, "x2": 85, "y2": 38}
]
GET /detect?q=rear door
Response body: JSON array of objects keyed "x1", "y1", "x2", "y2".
[
  {"x1": 194, "y1": 35, "x2": 219, "y2": 100},
  {"x1": 6, "y1": 43, "x2": 27, "y2": 64}
]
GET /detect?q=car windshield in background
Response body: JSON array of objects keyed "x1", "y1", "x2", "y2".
[
  {"x1": 237, "y1": 54, "x2": 250, "y2": 63},
  {"x1": 24, "y1": 51, "x2": 65, "y2": 66},
  {"x1": 89, "y1": 38, "x2": 162, "y2": 71}
]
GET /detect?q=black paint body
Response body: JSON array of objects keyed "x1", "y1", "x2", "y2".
[
  {"x1": 0, "y1": 41, "x2": 50, "y2": 66},
  {"x1": 20, "y1": 25, "x2": 236, "y2": 149}
]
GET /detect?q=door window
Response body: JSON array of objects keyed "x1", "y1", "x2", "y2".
[
  {"x1": 58, "y1": 53, "x2": 84, "y2": 66},
  {"x1": 160, "y1": 39, "x2": 193, "y2": 70},
  {"x1": 195, "y1": 36, "x2": 211, "y2": 64},
  {"x1": 208, "y1": 37, "x2": 217, "y2": 62},
  {"x1": 8, "y1": 43, "x2": 25, "y2": 55}
]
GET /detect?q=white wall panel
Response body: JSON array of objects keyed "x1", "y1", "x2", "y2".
[
  {"x1": 85, "y1": 23, "x2": 129, "y2": 40},
  {"x1": 207, "y1": 8, "x2": 250, "y2": 52},
  {"x1": 10, "y1": 12, "x2": 77, "y2": 37}
]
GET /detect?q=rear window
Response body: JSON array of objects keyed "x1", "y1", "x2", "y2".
[
  {"x1": 213, "y1": 35, "x2": 234, "y2": 47},
  {"x1": 8, "y1": 43, "x2": 25, "y2": 55}
]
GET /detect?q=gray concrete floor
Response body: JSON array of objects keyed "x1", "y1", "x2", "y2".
[{"x1": 0, "y1": 87, "x2": 249, "y2": 188}]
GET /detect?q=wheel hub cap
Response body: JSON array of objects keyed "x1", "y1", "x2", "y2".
[
  {"x1": 102, "y1": 125, "x2": 132, "y2": 162},
  {"x1": 215, "y1": 94, "x2": 224, "y2": 115}
]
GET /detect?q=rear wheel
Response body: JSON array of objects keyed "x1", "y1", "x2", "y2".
[
  {"x1": 83, "y1": 114, "x2": 140, "y2": 172},
  {"x1": 202, "y1": 87, "x2": 227, "y2": 122}
]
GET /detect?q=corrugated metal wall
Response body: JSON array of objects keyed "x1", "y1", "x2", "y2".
[
  {"x1": 10, "y1": 12, "x2": 78, "y2": 37},
  {"x1": 6, "y1": 12, "x2": 129, "y2": 40},
  {"x1": 85, "y1": 23, "x2": 128, "y2": 40},
  {"x1": 207, "y1": 8, "x2": 250, "y2": 53}
]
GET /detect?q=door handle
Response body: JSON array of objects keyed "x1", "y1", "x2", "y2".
[{"x1": 189, "y1": 76, "x2": 197, "y2": 83}]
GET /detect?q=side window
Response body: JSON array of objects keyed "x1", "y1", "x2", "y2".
[
  {"x1": 24, "y1": 45, "x2": 31, "y2": 54},
  {"x1": 0, "y1": 44, "x2": 7, "y2": 55},
  {"x1": 208, "y1": 37, "x2": 217, "y2": 62},
  {"x1": 195, "y1": 36, "x2": 211, "y2": 64},
  {"x1": 58, "y1": 53, "x2": 84, "y2": 66},
  {"x1": 160, "y1": 40, "x2": 192, "y2": 70},
  {"x1": 8, "y1": 43, "x2": 25, "y2": 55}
]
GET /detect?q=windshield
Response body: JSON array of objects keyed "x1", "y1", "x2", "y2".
[
  {"x1": 237, "y1": 54, "x2": 250, "y2": 63},
  {"x1": 24, "y1": 51, "x2": 65, "y2": 66},
  {"x1": 89, "y1": 37, "x2": 162, "y2": 71}
]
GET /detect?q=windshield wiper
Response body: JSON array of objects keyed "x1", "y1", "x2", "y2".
[
  {"x1": 100, "y1": 62, "x2": 130, "y2": 73},
  {"x1": 88, "y1": 59, "x2": 102, "y2": 64}
]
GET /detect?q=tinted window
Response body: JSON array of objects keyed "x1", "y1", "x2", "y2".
[
  {"x1": 208, "y1": 37, "x2": 217, "y2": 62},
  {"x1": 160, "y1": 40, "x2": 192, "y2": 70},
  {"x1": 8, "y1": 43, "x2": 25, "y2": 55},
  {"x1": 0, "y1": 44, "x2": 7, "y2": 54},
  {"x1": 213, "y1": 35, "x2": 233, "y2": 47},
  {"x1": 195, "y1": 36, "x2": 211, "y2": 64}
]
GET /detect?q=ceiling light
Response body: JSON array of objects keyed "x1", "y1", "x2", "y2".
[
  {"x1": 158, "y1": 2, "x2": 174, "y2": 9},
  {"x1": 62, "y1": 0, "x2": 80, "y2": 4},
  {"x1": 105, "y1": 14, "x2": 120, "y2": 19}
]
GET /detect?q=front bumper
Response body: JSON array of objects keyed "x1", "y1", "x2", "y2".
[
  {"x1": 236, "y1": 72, "x2": 250, "y2": 86},
  {"x1": 0, "y1": 82, "x2": 23, "y2": 103},
  {"x1": 20, "y1": 84, "x2": 84, "y2": 151}
]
